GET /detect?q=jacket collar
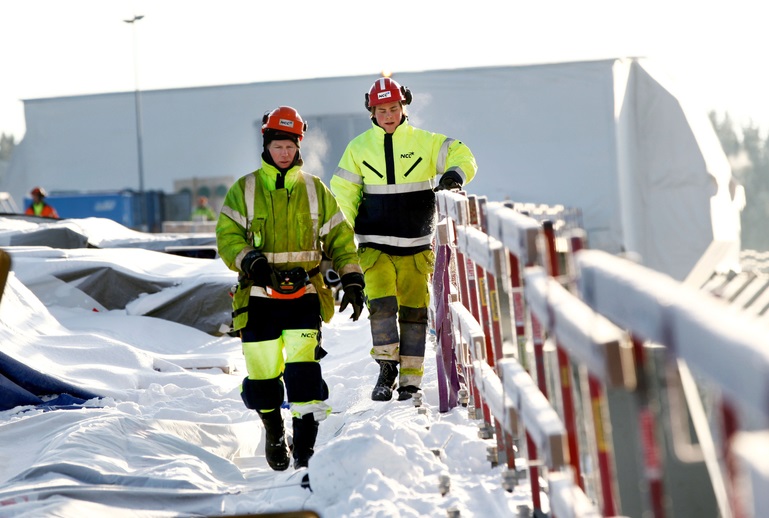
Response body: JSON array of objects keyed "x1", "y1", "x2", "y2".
[
  {"x1": 259, "y1": 159, "x2": 303, "y2": 190},
  {"x1": 371, "y1": 115, "x2": 409, "y2": 134}
]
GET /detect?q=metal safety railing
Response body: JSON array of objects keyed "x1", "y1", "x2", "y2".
[{"x1": 431, "y1": 190, "x2": 769, "y2": 518}]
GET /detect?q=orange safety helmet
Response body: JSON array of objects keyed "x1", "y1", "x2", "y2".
[
  {"x1": 30, "y1": 186, "x2": 47, "y2": 197},
  {"x1": 365, "y1": 77, "x2": 412, "y2": 110},
  {"x1": 261, "y1": 106, "x2": 307, "y2": 141}
]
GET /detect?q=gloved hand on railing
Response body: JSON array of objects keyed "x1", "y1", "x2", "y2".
[
  {"x1": 339, "y1": 272, "x2": 365, "y2": 321},
  {"x1": 433, "y1": 172, "x2": 463, "y2": 192},
  {"x1": 241, "y1": 250, "x2": 273, "y2": 288}
]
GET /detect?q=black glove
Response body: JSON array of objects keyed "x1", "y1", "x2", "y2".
[
  {"x1": 433, "y1": 172, "x2": 463, "y2": 192},
  {"x1": 339, "y1": 272, "x2": 365, "y2": 321},
  {"x1": 241, "y1": 250, "x2": 272, "y2": 288}
]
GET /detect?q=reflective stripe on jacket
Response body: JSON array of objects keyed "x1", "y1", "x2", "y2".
[
  {"x1": 331, "y1": 119, "x2": 477, "y2": 256},
  {"x1": 217, "y1": 160, "x2": 361, "y2": 327}
]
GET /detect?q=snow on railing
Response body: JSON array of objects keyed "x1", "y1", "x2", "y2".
[
  {"x1": 577, "y1": 248, "x2": 769, "y2": 518},
  {"x1": 577, "y1": 249, "x2": 769, "y2": 423},
  {"x1": 433, "y1": 190, "x2": 597, "y2": 516},
  {"x1": 523, "y1": 267, "x2": 634, "y2": 390},
  {"x1": 432, "y1": 190, "x2": 769, "y2": 518}
]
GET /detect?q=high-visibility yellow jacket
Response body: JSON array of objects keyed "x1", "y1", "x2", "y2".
[
  {"x1": 191, "y1": 205, "x2": 216, "y2": 221},
  {"x1": 331, "y1": 119, "x2": 477, "y2": 256},
  {"x1": 217, "y1": 159, "x2": 361, "y2": 328}
]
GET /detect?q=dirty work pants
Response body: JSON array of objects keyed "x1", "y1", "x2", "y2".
[
  {"x1": 240, "y1": 293, "x2": 330, "y2": 421},
  {"x1": 359, "y1": 248, "x2": 434, "y2": 388}
]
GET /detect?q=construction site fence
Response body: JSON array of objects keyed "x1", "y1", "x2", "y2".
[{"x1": 430, "y1": 190, "x2": 769, "y2": 518}]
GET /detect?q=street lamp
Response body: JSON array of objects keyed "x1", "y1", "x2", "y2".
[{"x1": 124, "y1": 14, "x2": 147, "y2": 231}]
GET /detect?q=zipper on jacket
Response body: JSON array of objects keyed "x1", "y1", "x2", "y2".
[
  {"x1": 385, "y1": 134, "x2": 395, "y2": 184},
  {"x1": 403, "y1": 157, "x2": 422, "y2": 177}
]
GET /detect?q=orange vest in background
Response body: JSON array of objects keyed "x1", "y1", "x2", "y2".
[{"x1": 25, "y1": 203, "x2": 59, "y2": 219}]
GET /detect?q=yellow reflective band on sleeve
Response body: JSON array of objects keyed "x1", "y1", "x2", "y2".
[
  {"x1": 446, "y1": 166, "x2": 468, "y2": 183},
  {"x1": 304, "y1": 176, "x2": 320, "y2": 249},
  {"x1": 243, "y1": 339, "x2": 284, "y2": 379},
  {"x1": 284, "y1": 329, "x2": 320, "y2": 363},
  {"x1": 319, "y1": 210, "x2": 347, "y2": 238},
  {"x1": 245, "y1": 174, "x2": 256, "y2": 226},
  {"x1": 236, "y1": 247, "x2": 255, "y2": 271},
  {"x1": 437, "y1": 137, "x2": 454, "y2": 175},
  {"x1": 333, "y1": 167, "x2": 363, "y2": 185},
  {"x1": 220, "y1": 205, "x2": 247, "y2": 227}
]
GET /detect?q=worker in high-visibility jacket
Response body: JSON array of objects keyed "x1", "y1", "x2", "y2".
[
  {"x1": 191, "y1": 196, "x2": 217, "y2": 221},
  {"x1": 217, "y1": 106, "x2": 364, "y2": 471},
  {"x1": 24, "y1": 187, "x2": 59, "y2": 219},
  {"x1": 331, "y1": 78, "x2": 477, "y2": 402}
]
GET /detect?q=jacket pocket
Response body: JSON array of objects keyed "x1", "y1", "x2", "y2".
[
  {"x1": 232, "y1": 284, "x2": 251, "y2": 330},
  {"x1": 413, "y1": 249, "x2": 436, "y2": 275},
  {"x1": 295, "y1": 212, "x2": 316, "y2": 251},
  {"x1": 316, "y1": 281, "x2": 335, "y2": 324},
  {"x1": 250, "y1": 218, "x2": 266, "y2": 248},
  {"x1": 358, "y1": 247, "x2": 382, "y2": 273}
]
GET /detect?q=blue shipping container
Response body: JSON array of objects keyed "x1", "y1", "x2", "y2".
[
  {"x1": 24, "y1": 190, "x2": 166, "y2": 231},
  {"x1": 27, "y1": 191, "x2": 136, "y2": 227}
]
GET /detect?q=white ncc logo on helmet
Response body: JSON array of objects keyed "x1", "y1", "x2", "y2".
[
  {"x1": 377, "y1": 91, "x2": 392, "y2": 100},
  {"x1": 279, "y1": 119, "x2": 294, "y2": 128}
]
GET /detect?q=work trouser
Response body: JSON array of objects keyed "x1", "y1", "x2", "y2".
[
  {"x1": 239, "y1": 293, "x2": 330, "y2": 421},
  {"x1": 359, "y1": 248, "x2": 434, "y2": 388}
]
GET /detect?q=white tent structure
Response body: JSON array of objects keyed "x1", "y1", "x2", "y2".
[{"x1": 2, "y1": 58, "x2": 742, "y2": 280}]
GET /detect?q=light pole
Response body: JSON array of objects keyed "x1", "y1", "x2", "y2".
[{"x1": 124, "y1": 14, "x2": 147, "y2": 231}]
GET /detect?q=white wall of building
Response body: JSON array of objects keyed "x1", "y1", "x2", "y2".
[{"x1": 2, "y1": 58, "x2": 742, "y2": 280}]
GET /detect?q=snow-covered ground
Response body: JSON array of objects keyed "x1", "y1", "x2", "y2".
[{"x1": 0, "y1": 218, "x2": 533, "y2": 517}]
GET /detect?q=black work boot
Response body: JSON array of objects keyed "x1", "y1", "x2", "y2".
[
  {"x1": 371, "y1": 360, "x2": 399, "y2": 401},
  {"x1": 292, "y1": 414, "x2": 319, "y2": 469},
  {"x1": 258, "y1": 410, "x2": 290, "y2": 471},
  {"x1": 397, "y1": 385, "x2": 420, "y2": 401}
]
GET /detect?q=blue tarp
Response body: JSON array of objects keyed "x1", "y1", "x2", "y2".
[{"x1": 0, "y1": 350, "x2": 100, "y2": 411}]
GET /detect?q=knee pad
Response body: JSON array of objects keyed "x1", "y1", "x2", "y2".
[
  {"x1": 399, "y1": 305, "x2": 428, "y2": 324},
  {"x1": 240, "y1": 376, "x2": 285, "y2": 411},
  {"x1": 368, "y1": 296, "x2": 398, "y2": 319},
  {"x1": 369, "y1": 297, "x2": 400, "y2": 346},
  {"x1": 284, "y1": 363, "x2": 329, "y2": 403}
]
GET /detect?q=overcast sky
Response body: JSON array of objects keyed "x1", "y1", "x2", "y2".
[{"x1": 1, "y1": 0, "x2": 767, "y2": 139}]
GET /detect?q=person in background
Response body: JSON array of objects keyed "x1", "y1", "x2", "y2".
[
  {"x1": 216, "y1": 106, "x2": 364, "y2": 471},
  {"x1": 24, "y1": 186, "x2": 59, "y2": 219},
  {"x1": 331, "y1": 77, "x2": 477, "y2": 402},
  {"x1": 191, "y1": 196, "x2": 217, "y2": 221}
]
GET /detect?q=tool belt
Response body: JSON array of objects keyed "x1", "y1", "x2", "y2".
[
  {"x1": 246, "y1": 267, "x2": 320, "y2": 300},
  {"x1": 232, "y1": 265, "x2": 322, "y2": 324},
  {"x1": 266, "y1": 267, "x2": 310, "y2": 299}
]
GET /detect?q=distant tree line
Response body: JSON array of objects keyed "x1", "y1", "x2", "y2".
[{"x1": 710, "y1": 112, "x2": 769, "y2": 252}]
